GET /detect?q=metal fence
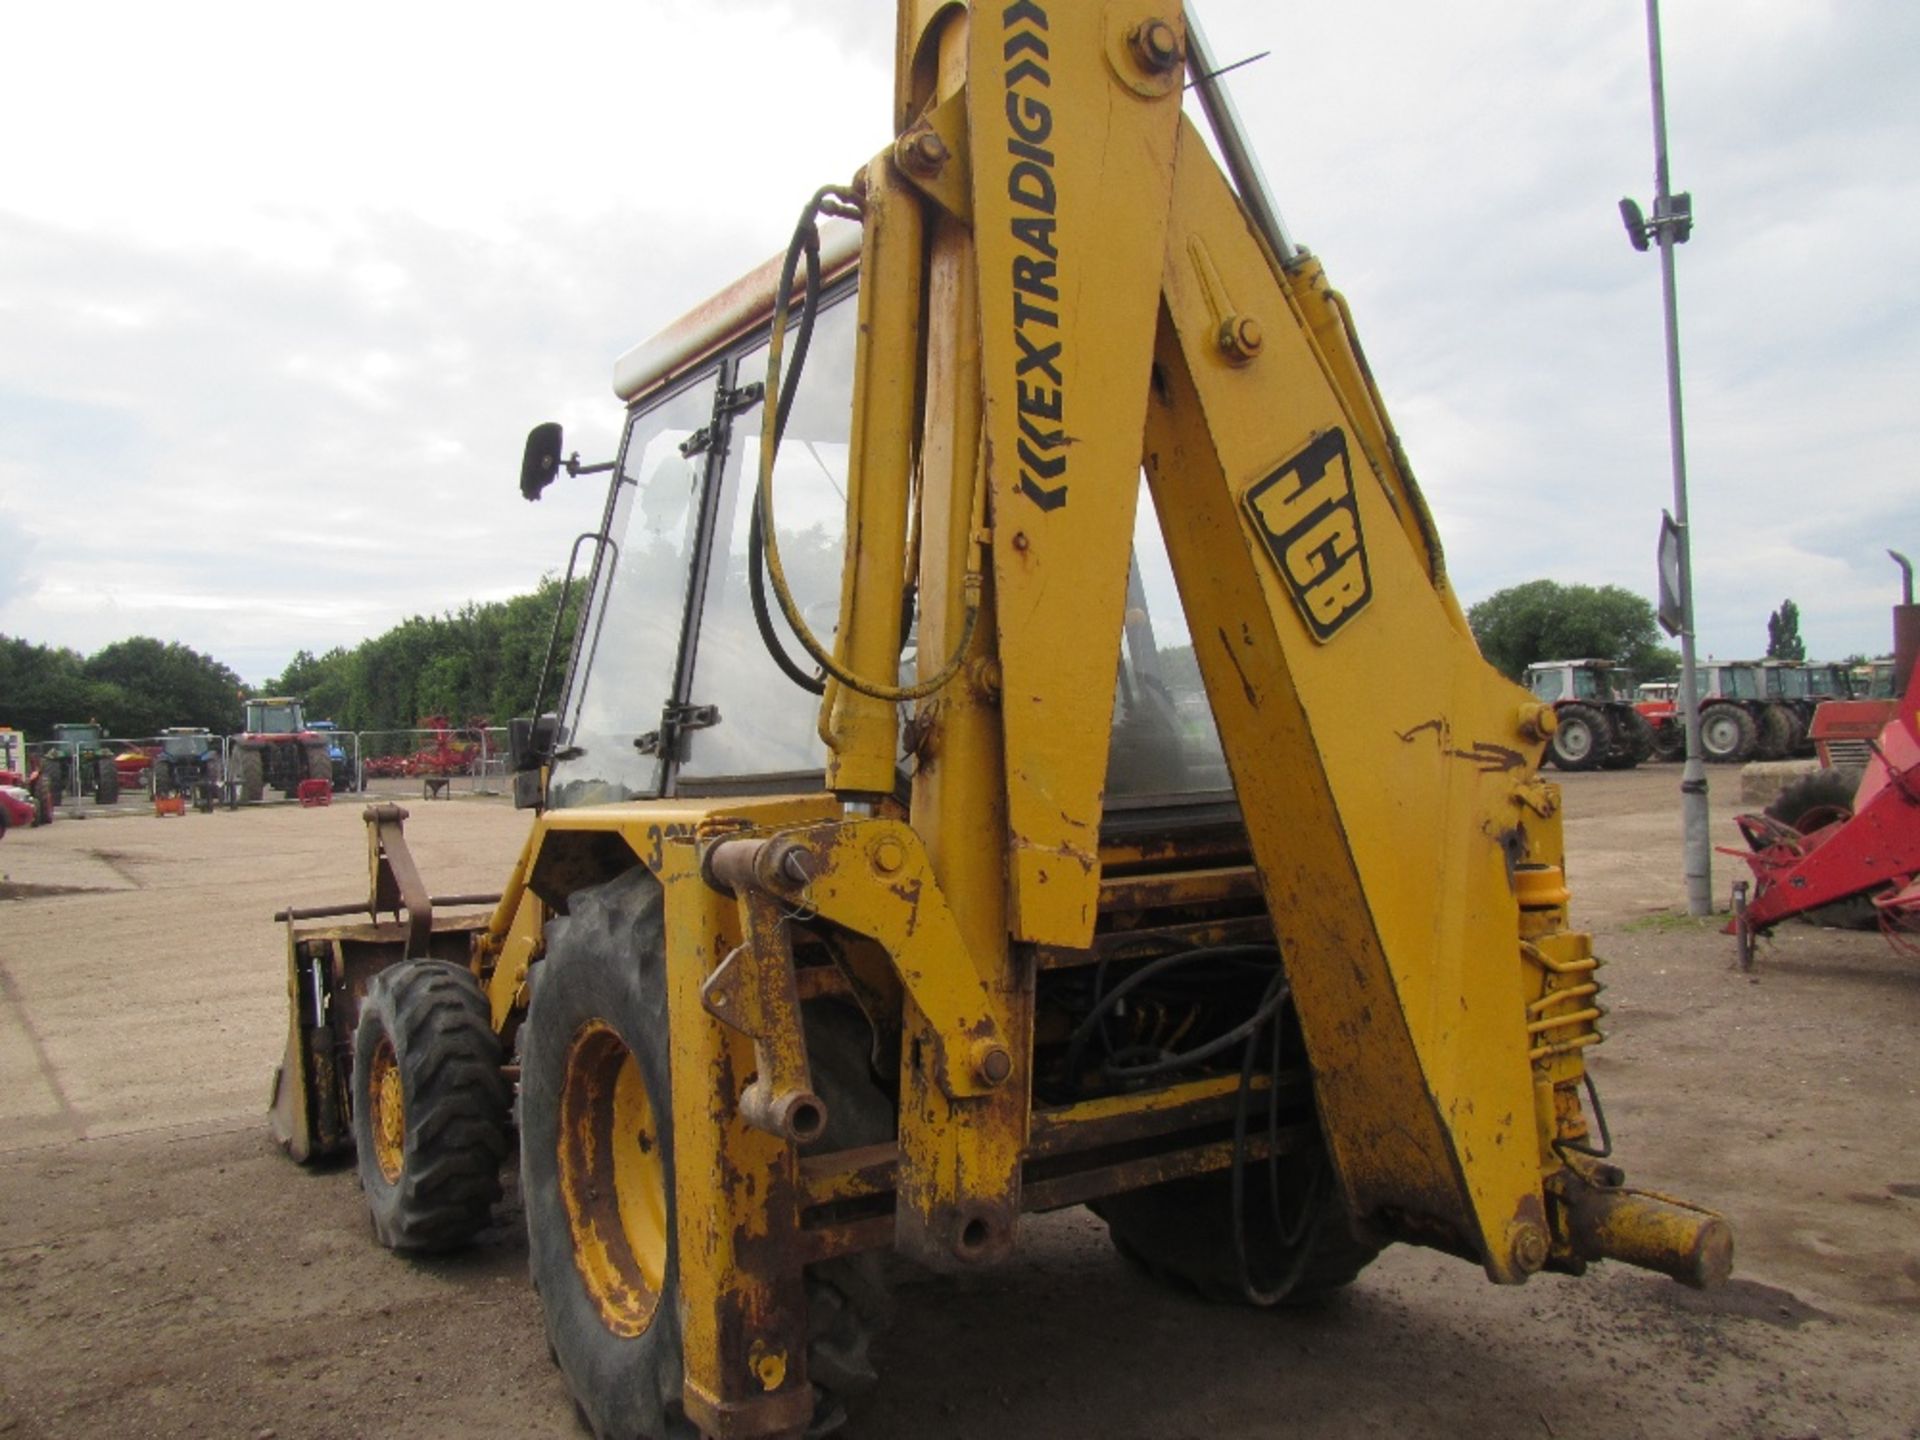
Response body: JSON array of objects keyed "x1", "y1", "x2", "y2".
[
  {"x1": 18, "y1": 725, "x2": 513, "y2": 815},
  {"x1": 22, "y1": 735, "x2": 219, "y2": 815},
  {"x1": 350, "y1": 726, "x2": 509, "y2": 800}
]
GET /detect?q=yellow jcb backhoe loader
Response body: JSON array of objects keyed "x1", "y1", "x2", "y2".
[{"x1": 268, "y1": 4, "x2": 1730, "y2": 1436}]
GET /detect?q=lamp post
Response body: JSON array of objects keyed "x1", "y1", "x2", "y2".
[{"x1": 1620, "y1": 0, "x2": 1710, "y2": 917}]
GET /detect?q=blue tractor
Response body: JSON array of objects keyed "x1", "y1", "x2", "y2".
[{"x1": 150, "y1": 729, "x2": 222, "y2": 813}]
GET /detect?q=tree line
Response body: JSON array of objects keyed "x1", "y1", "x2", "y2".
[
  {"x1": 4, "y1": 572, "x2": 1859, "y2": 744},
  {"x1": 1, "y1": 578, "x2": 578, "y2": 741},
  {"x1": 0, "y1": 635, "x2": 250, "y2": 740}
]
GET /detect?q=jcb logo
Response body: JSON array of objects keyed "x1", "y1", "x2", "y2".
[{"x1": 1243, "y1": 429, "x2": 1372, "y2": 642}]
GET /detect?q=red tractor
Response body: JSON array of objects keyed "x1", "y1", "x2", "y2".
[
  {"x1": 1640, "y1": 662, "x2": 1798, "y2": 765},
  {"x1": 1524, "y1": 659, "x2": 1654, "y2": 771},
  {"x1": 231, "y1": 698, "x2": 333, "y2": 803}
]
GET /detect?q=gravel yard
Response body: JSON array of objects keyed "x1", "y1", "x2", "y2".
[{"x1": 2, "y1": 772, "x2": 1916, "y2": 1439}]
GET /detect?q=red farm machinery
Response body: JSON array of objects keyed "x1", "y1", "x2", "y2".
[{"x1": 1728, "y1": 552, "x2": 1920, "y2": 962}]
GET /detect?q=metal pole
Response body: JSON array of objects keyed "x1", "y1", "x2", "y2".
[
  {"x1": 1185, "y1": 6, "x2": 1299, "y2": 265},
  {"x1": 1641, "y1": 0, "x2": 1712, "y2": 917}
]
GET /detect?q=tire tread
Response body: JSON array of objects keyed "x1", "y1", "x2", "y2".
[{"x1": 352, "y1": 959, "x2": 508, "y2": 1253}]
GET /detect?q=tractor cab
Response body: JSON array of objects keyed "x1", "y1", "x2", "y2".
[
  {"x1": 246, "y1": 698, "x2": 309, "y2": 736},
  {"x1": 1797, "y1": 664, "x2": 1850, "y2": 699},
  {"x1": 160, "y1": 728, "x2": 217, "y2": 761},
  {"x1": 539, "y1": 261, "x2": 1229, "y2": 816},
  {"x1": 1524, "y1": 659, "x2": 1629, "y2": 704},
  {"x1": 1695, "y1": 663, "x2": 1764, "y2": 701}
]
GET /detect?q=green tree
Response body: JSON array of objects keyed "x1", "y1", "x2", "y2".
[
  {"x1": 1467, "y1": 580, "x2": 1667, "y2": 681},
  {"x1": 84, "y1": 637, "x2": 246, "y2": 736},
  {"x1": 1631, "y1": 643, "x2": 1683, "y2": 682},
  {"x1": 1765, "y1": 599, "x2": 1806, "y2": 660},
  {"x1": 267, "y1": 647, "x2": 357, "y2": 722}
]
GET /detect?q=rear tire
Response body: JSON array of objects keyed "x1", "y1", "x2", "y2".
[
  {"x1": 31, "y1": 773, "x2": 54, "y2": 825},
  {"x1": 1095, "y1": 1161, "x2": 1381, "y2": 1307},
  {"x1": 236, "y1": 746, "x2": 266, "y2": 802},
  {"x1": 1756, "y1": 704, "x2": 1796, "y2": 761},
  {"x1": 1601, "y1": 708, "x2": 1653, "y2": 770},
  {"x1": 350, "y1": 959, "x2": 509, "y2": 1252},
  {"x1": 1548, "y1": 703, "x2": 1612, "y2": 772},
  {"x1": 521, "y1": 868, "x2": 888, "y2": 1440},
  {"x1": 1699, "y1": 703, "x2": 1757, "y2": 763},
  {"x1": 1763, "y1": 767, "x2": 1880, "y2": 930},
  {"x1": 1649, "y1": 720, "x2": 1686, "y2": 762},
  {"x1": 1091, "y1": 974, "x2": 1383, "y2": 1307},
  {"x1": 151, "y1": 757, "x2": 174, "y2": 797},
  {"x1": 1765, "y1": 766, "x2": 1862, "y2": 831}
]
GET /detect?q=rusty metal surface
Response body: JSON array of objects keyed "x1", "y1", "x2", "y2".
[
  {"x1": 1555, "y1": 1164, "x2": 1733, "y2": 1290},
  {"x1": 1023, "y1": 1128, "x2": 1304, "y2": 1213},
  {"x1": 362, "y1": 803, "x2": 435, "y2": 955},
  {"x1": 1096, "y1": 864, "x2": 1263, "y2": 913},
  {"x1": 661, "y1": 842, "x2": 816, "y2": 1440},
  {"x1": 795, "y1": 1070, "x2": 1312, "y2": 1217},
  {"x1": 1082, "y1": 916, "x2": 1275, "y2": 967},
  {"x1": 701, "y1": 887, "x2": 829, "y2": 1145},
  {"x1": 1027, "y1": 1072, "x2": 1295, "y2": 1157},
  {"x1": 795, "y1": 1122, "x2": 1311, "y2": 1269}
]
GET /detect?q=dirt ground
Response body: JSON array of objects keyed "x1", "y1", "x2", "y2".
[{"x1": 2, "y1": 772, "x2": 1917, "y2": 1439}]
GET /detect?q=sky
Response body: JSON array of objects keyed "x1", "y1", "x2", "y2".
[{"x1": 1, "y1": 0, "x2": 1915, "y2": 685}]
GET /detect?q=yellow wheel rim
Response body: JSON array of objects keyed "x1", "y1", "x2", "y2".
[
  {"x1": 368, "y1": 1035, "x2": 406, "y2": 1184},
  {"x1": 558, "y1": 1020, "x2": 668, "y2": 1337}
]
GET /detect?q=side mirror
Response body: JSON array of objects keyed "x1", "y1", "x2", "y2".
[{"x1": 521, "y1": 422, "x2": 564, "y2": 502}]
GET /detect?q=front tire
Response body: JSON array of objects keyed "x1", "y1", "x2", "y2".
[
  {"x1": 1548, "y1": 703, "x2": 1612, "y2": 772},
  {"x1": 350, "y1": 960, "x2": 509, "y2": 1252},
  {"x1": 94, "y1": 758, "x2": 120, "y2": 805}
]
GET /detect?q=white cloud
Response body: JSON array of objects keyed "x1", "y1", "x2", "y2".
[{"x1": 0, "y1": 0, "x2": 1914, "y2": 688}]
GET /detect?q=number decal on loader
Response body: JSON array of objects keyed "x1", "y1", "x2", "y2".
[{"x1": 1243, "y1": 428, "x2": 1373, "y2": 642}]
